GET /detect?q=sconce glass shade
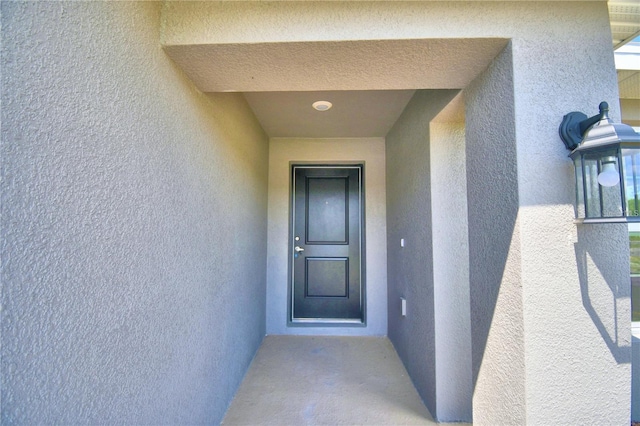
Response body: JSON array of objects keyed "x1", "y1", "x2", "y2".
[
  {"x1": 569, "y1": 112, "x2": 640, "y2": 223},
  {"x1": 597, "y1": 157, "x2": 620, "y2": 187}
]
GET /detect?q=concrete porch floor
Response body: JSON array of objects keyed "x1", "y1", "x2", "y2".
[{"x1": 222, "y1": 335, "x2": 461, "y2": 425}]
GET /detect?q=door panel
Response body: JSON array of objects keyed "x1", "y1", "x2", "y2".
[
  {"x1": 292, "y1": 166, "x2": 364, "y2": 322},
  {"x1": 306, "y1": 258, "x2": 349, "y2": 297},
  {"x1": 306, "y1": 177, "x2": 348, "y2": 243}
]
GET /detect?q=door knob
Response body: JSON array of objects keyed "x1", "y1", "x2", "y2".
[{"x1": 294, "y1": 246, "x2": 305, "y2": 252}]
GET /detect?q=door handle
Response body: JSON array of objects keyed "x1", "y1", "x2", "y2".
[{"x1": 294, "y1": 246, "x2": 305, "y2": 253}]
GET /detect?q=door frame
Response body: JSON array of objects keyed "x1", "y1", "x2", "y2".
[{"x1": 288, "y1": 162, "x2": 366, "y2": 326}]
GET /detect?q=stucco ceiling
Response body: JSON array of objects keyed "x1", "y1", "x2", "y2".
[
  {"x1": 243, "y1": 90, "x2": 416, "y2": 138},
  {"x1": 164, "y1": 38, "x2": 507, "y2": 138}
]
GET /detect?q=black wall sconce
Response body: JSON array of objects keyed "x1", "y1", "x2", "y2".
[{"x1": 560, "y1": 102, "x2": 640, "y2": 223}]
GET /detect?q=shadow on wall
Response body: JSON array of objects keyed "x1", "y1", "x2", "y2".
[
  {"x1": 575, "y1": 225, "x2": 632, "y2": 364},
  {"x1": 468, "y1": 187, "x2": 519, "y2": 389},
  {"x1": 463, "y1": 41, "x2": 523, "y2": 397}
]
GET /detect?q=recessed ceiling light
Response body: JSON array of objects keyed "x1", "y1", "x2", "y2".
[{"x1": 312, "y1": 101, "x2": 333, "y2": 111}]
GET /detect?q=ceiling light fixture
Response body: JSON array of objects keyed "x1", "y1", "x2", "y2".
[{"x1": 312, "y1": 101, "x2": 333, "y2": 111}]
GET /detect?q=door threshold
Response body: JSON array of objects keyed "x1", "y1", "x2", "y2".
[{"x1": 290, "y1": 318, "x2": 365, "y2": 327}]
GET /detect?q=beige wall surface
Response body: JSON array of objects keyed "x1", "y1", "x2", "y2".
[
  {"x1": 162, "y1": 1, "x2": 604, "y2": 46},
  {"x1": 1, "y1": 2, "x2": 269, "y2": 424},
  {"x1": 267, "y1": 138, "x2": 387, "y2": 336}
]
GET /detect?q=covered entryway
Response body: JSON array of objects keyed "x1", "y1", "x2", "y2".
[
  {"x1": 161, "y1": 7, "x2": 510, "y2": 424},
  {"x1": 161, "y1": 2, "x2": 630, "y2": 423},
  {"x1": 3, "y1": 2, "x2": 631, "y2": 425}
]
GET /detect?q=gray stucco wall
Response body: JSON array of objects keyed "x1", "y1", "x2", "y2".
[
  {"x1": 430, "y1": 101, "x2": 472, "y2": 423},
  {"x1": 1, "y1": 2, "x2": 268, "y2": 424},
  {"x1": 385, "y1": 89, "x2": 460, "y2": 419},
  {"x1": 464, "y1": 44, "x2": 526, "y2": 424}
]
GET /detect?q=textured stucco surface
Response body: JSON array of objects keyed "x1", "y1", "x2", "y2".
[
  {"x1": 160, "y1": 1, "x2": 595, "y2": 47},
  {"x1": 162, "y1": 38, "x2": 508, "y2": 93},
  {"x1": 464, "y1": 45, "x2": 526, "y2": 425},
  {"x1": 267, "y1": 138, "x2": 387, "y2": 336},
  {"x1": 1, "y1": 2, "x2": 268, "y2": 424},
  {"x1": 430, "y1": 102, "x2": 472, "y2": 423},
  {"x1": 386, "y1": 89, "x2": 462, "y2": 420},
  {"x1": 2, "y1": 1, "x2": 632, "y2": 424},
  {"x1": 160, "y1": 2, "x2": 511, "y2": 93},
  {"x1": 506, "y1": 3, "x2": 630, "y2": 425},
  {"x1": 376, "y1": 2, "x2": 626, "y2": 423}
]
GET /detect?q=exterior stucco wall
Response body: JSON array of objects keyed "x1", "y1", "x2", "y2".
[
  {"x1": 386, "y1": 90, "x2": 461, "y2": 419},
  {"x1": 430, "y1": 104, "x2": 472, "y2": 423},
  {"x1": 2, "y1": 1, "x2": 631, "y2": 424},
  {"x1": 422, "y1": 24, "x2": 629, "y2": 424},
  {"x1": 1, "y1": 3, "x2": 268, "y2": 424},
  {"x1": 464, "y1": 45, "x2": 526, "y2": 424},
  {"x1": 508, "y1": 4, "x2": 630, "y2": 425},
  {"x1": 266, "y1": 138, "x2": 387, "y2": 336},
  {"x1": 161, "y1": 1, "x2": 600, "y2": 47}
]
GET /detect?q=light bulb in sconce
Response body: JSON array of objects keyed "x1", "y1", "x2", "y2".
[{"x1": 597, "y1": 157, "x2": 620, "y2": 187}]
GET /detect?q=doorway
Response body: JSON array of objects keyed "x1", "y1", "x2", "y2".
[
  {"x1": 290, "y1": 165, "x2": 365, "y2": 324},
  {"x1": 265, "y1": 137, "x2": 386, "y2": 335}
]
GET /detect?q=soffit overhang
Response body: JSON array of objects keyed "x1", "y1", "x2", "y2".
[{"x1": 163, "y1": 38, "x2": 508, "y2": 93}]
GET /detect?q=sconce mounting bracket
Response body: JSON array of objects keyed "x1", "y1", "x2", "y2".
[{"x1": 559, "y1": 102, "x2": 609, "y2": 151}]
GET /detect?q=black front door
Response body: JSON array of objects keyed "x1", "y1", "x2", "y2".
[{"x1": 291, "y1": 165, "x2": 364, "y2": 322}]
